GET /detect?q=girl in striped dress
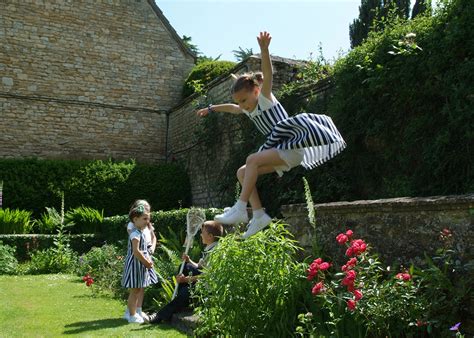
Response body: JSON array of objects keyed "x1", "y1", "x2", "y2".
[
  {"x1": 197, "y1": 31, "x2": 346, "y2": 238},
  {"x1": 121, "y1": 203, "x2": 158, "y2": 323}
]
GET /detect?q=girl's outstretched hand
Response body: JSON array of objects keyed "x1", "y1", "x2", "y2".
[
  {"x1": 257, "y1": 31, "x2": 272, "y2": 50},
  {"x1": 196, "y1": 107, "x2": 208, "y2": 117}
]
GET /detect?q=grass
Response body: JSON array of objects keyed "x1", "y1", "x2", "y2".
[{"x1": 0, "y1": 274, "x2": 187, "y2": 337}]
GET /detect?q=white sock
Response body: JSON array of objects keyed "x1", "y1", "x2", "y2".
[
  {"x1": 137, "y1": 307, "x2": 142, "y2": 313},
  {"x1": 252, "y1": 208, "x2": 265, "y2": 218},
  {"x1": 235, "y1": 199, "x2": 247, "y2": 211}
]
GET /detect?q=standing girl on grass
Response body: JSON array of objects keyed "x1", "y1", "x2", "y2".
[
  {"x1": 123, "y1": 199, "x2": 157, "y2": 322},
  {"x1": 197, "y1": 31, "x2": 346, "y2": 238},
  {"x1": 121, "y1": 202, "x2": 158, "y2": 323}
]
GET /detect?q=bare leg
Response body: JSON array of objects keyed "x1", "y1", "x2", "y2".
[
  {"x1": 237, "y1": 163, "x2": 276, "y2": 210},
  {"x1": 128, "y1": 288, "x2": 140, "y2": 316},
  {"x1": 239, "y1": 149, "x2": 286, "y2": 204},
  {"x1": 137, "y1": 288, "x2": 144, "y2": 309}
]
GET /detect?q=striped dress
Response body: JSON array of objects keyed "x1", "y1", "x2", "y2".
[
  {"x1": 245, "y1": 94, "x2": 346, "y2": 170},
  {"x1": 121, "y1": 228, "x2": 158, "y2": 288}
]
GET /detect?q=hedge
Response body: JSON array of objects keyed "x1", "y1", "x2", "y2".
[
  {"x1": 102, "y1": 208, "x2": 221, "y2": 244},
  {"x1": 0, "y1": 234, "x2": 103, "y2": 261},
  {"x1": 0, "y1": 159, "x2": 191, "y2": 218}
]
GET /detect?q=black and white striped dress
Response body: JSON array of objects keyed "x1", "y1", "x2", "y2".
[
  {"x1": 245, "y1": 94, "x2": 346, "y2": 170},
  {"x1": 121, "y1": 228, "x2": 158, "y2": 288}
]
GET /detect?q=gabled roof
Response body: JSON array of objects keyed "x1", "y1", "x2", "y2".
[{"x1": 147, "y1": 0, "x2": 197, "y2": 62}]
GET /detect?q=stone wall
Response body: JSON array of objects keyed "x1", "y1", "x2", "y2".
[
  {"x1": 0, "y1": 0, "x2": 194, "y2": 163},
  {"x1": 281, "y1": 194, "x2": 474, "y2": 266},
  {"x1": 167, "y1": 56, "x2": 304, "y2": 206}
]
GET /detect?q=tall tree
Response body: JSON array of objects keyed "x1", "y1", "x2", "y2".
[
  {"x1": 412, "y1": 0, "x2": 432, "y2": 18},
  {"x1": 349, "y1": 0, "x2": 411, "y2": 48}
]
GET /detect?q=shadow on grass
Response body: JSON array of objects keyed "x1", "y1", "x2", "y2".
[{"x1": 63, "y1": 318, "x2": 127, "y2": 334}]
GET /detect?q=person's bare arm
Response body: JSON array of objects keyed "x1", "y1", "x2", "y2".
[
  {"x1": 196, "y1": 103, "x2": 243, "y2": 117},
  {"x1": 257, "y1": 31, "x2": 273, "y2": 100}
]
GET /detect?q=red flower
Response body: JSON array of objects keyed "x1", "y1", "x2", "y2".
[
  {"x1": 312, "y1": 281, "x2": 325, "y2": 295},
  {"x1": 347, "y1": 299, "x2": 357, "y2": 311},
  {"x1": 395, "y1": 273, "x2": 411, "y2": 281},
  {"x1": 353, "y1": 289, "x2": 363, "y2": 300},
  {"x1": 416, "y1": 319, "x2": 427, "y2": 327},
  {"x1": 336, "y1": 233, "x2": 348, "y2": 244},
  {"x1": 82, "y1": 274, "x2": 90, "y2": 282},
  {"x1": 86, "y1": 278, "x2": 94, "y2": 286},
  {"x1": 345, "y1": 247, "x2": 354, "y2": 257},
  {"x1": 319, "y1": 262, "x2": 331, "y2": 271},
  {"x1": 350, "y1": 239, "x2": 367, "y2": 256},
  {"x1": 345, "y1": 230, "x2": 353, "y2": 239}
]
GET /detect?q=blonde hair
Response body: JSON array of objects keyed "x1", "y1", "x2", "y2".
[{"x1": 230, "y1": 72, "x2": 263, "y2": 94}]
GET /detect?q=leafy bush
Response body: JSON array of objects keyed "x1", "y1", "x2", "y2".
[
  {"x1": 182, "y1": 60, "x2": 236, "y2": 98},
  {"x1": 324, "y1": 0, "x2": 474, "y2": 200},
  {"x1": 0, "y1": 159, "x2": 191, "y2": 217},
  {"x1": 194, "y1": 222, "x2": 306, "y2": 336},
  {"x1": 0, "y1": 241, "x2": 18, "y2": 275},
  {"x1": 33, "y1": 207, "x2": 61, "y2": 234},
  {"x1": 64, "y1": 206, "x2": 104, "y2": 234},
  {"x1": 298, "y1": 228, "x2": 470, "y2": 337},
  {"x1": 0, "y1": 234, "x2": 102, "y2": 261},
  {"x1": 21, "y1": 223, "x2": 77, "y2": 274},
  {"x1": 101, "y1": 208, "x2": 221, "y2": 244},
  {"x1": 0, "y1": 208, "x2": 33, "y2": 234},
  {"x1": 75, "y1": 244, "x2": 127, "y2": 299}
]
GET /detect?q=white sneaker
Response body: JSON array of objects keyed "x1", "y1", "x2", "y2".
[
  {"x1": 137, "y1": 310, "x2": 149, "y2": 322},
  {"x1": 128, "y1": 313, "x2": 144, "y2": 324},
  {"x1": 242, "y1": 213, "x2": 272, "y2": 239},
  {"x1": 214, "y1": 204, "x2": 248, "y2": 224},
  {"x1": 123, "y1": 308, "x2": 130, "y2": 320}
]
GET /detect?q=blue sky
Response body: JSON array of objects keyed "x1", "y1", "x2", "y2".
[{"x1": 155, "y1": 0, "x2": 362, "y2": 62}]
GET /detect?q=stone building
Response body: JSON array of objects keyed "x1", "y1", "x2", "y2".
[{"x1": 0, "y1": 0, "x2": 195, "y2": 163}]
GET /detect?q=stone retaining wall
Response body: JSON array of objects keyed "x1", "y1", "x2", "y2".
[{"x1": 281, "y1": 194, "x2": 474, "y2": 266}]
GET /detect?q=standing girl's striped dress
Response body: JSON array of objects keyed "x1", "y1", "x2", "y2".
[
  {"x1": 122, "y1": 229, "x2": 158, "y2": 288},
  {"x1": 245, "y1": 93, "x2": 346, "y2": 174}
]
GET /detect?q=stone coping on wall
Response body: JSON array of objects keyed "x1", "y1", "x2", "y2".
[{"x1": 281, "y1": 194, "x2": 474, "y2": 215}]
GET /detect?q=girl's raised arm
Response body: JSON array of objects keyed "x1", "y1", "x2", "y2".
[
  {"x1": 257, "y1": 31, "x2": 273, "y2": 100},
  {"x1": 196, "y1": 103, "x2": 242, "y2": 117}
]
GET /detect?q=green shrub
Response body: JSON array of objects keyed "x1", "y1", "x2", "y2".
[
  {"x1": 0, "y1": 241, "x2": 18, "y2": 275},
  {"x1": 22, "y1": 223, "x2": 77, "y2": 274},
  {"x1": 0, "y1": 208, "x2": 33, "y2": 234},
  {"x1": 101, "y1": 208, "x2": 221, "y2": 244},
  {"x1": 182, "y1": 60, "x2": 236, "y2": 98},
  {"x1": 0, "y1": 234, "x2": 102, "y2": 261},
  {"x1": 194, "y1": 222, "x2": 306, "y2": 336},
  {"x1": 75, "y1": 244, "x2": 127, "y2": 299},
  {"x1": 0, "y1": 159, "x2": 191, "y2": 217},
  {"x1": 33, "y1": 207, "x2": 61, "y2": 234},
  {"x1": 64, "y1": 206, "x2": 104, "y2": 234}
]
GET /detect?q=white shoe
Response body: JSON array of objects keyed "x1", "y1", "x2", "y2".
[
  {"x1": 123, "y1": 308, "x2": 130, "y2": 320},
  {"x1": 128, "y1": 313, "x2": 144, "y2": 324},
  {"x1": 214, "y1": 204, "x2": 248, "y2": 224},
  {"x1": 137, "y1": 310, "x2": 149, "y2": 322},
  {"x1": 242, "y1": 213, "x2": 272, "y2": 239}
]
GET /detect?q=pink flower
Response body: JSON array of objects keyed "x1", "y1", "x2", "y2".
[
  {"x1": 349, "y1": 239, "x2": 367, "y2": 256},
  {"x1": 347, "y1": 299, "x2": 357, "y2": 311},
  {"x1": 336, "y1": 233, "x2": 348, "y2": 244},
  {"x1": 345, "y1": 230, "x2": 353, "y2": 239},
  {"x1": 353, "y1": 289, "x2": 363, "y2": 300},
  {"x1": 345, "y1": 247, "x2": 354, "y2": 257},
  {"x1": 312, "y1": 281, "x2": 325, "y2": 295},
  {"x1": 395, "y1": 273, "x2": 411, "y2": 281},
  {"x1": 319, "y1": 262, "x2": 331, "y2": 271}
]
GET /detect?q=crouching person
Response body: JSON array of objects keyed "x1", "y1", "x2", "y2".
[{"x1": 147, "y1": 220, "x2": 223, "y2": 324}]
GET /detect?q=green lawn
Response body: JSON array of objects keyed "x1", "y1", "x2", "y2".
[{"x1": 0, "y1": 274, "x2": 186, "y2": 337}]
